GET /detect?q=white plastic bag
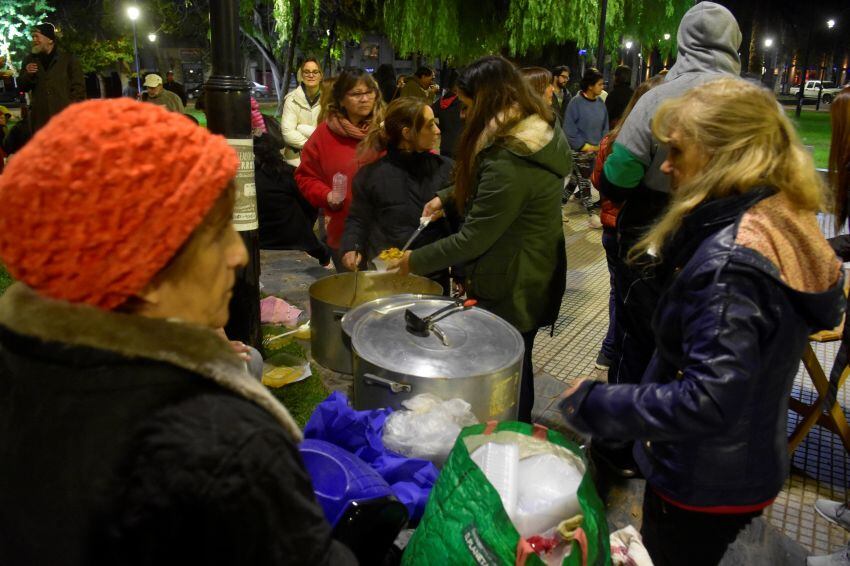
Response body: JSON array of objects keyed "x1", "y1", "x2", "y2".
[
  {"x1": 469, "y1": 439, "x2": 586, "y2": 539},
  {"x1": 382, "y1": 394, "x2": 478, "y2": 466},
  {"x1": 514, "y1": 453, "x2": 584, "y2": 538}
]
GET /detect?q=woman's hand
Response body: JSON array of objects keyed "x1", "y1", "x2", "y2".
[
  {"x1": 342, "y1": 251, "x2": 362, "y2": 271},
  {"x1": 562, "y1": 377, "x2": 587, "y2": 400},
  {"x1": 386, "y1": 250, "x2": 412, "y2": 276},
  {"x1": 216, "y1": 328, "x2": 252, "y2": 362},
  {"x1": 326, "y1": 192, "x2": 343, "y2": 211},
  {"x1": 422, "y1": 196, "x2": 444, "y2": 220}
]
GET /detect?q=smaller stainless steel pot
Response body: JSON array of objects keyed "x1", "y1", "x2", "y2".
[{"x1": 309, "y1": 273, "x2": 442, "y2": 374}]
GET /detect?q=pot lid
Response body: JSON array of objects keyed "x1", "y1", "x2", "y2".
[
  {"x1": 341, "y1": 294, "x2": 433, "y2": 337},
  {"x1": 350, "y1": 298, "x2": 523, "y2": 378}
]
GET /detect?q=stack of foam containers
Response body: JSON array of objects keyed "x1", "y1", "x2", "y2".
[
  {"x1": 471, "y1": 442, "x2": 520, "y2": 521},
  {"x1": 471, "y1": 443, "x2": 583, "y2": 539}
]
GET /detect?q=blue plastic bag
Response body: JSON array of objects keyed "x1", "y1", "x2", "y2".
[{"x1": 304, "y1": 392, "x2": 439, "y2": 523}]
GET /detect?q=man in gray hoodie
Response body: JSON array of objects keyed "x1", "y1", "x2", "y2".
[
  {"x1": 599, "y1": 1, "x2": 742, "y2": 384},
  {"x1": 591, "y1": 2, "x2": 742, "y2": 477}
]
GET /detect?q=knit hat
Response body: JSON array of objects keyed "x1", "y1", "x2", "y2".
[
  {"x1": 34, "y1": 23, "x2": 56, "y2": 42},
  {"x1": 0, "y1": 98, "x2": 238, "y2": 309}
]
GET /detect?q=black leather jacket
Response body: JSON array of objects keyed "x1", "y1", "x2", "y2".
[{"x1": 563, "y1": 188, "x2": 845, "y2": 509}]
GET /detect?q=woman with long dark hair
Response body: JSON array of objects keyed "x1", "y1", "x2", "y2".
[
  {"x1": 806, "y1": 88, "x2": 850, "y2": 566},
  {"x1": 391, "y1": 55, "x2": 571, "y2": 422},
  {"x1": 340, "y1": 98, "x2": 454, "y2": 285},
  {"x1": 295, "y1": 68, "x2": 384, "y2": 270}
]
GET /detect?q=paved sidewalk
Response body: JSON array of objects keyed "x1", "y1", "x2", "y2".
[{"x1": 260, "y1": 200, "x2": 849, "y2": 559}]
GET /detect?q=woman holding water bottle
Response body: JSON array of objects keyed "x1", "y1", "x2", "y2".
[{"x1": 295, "y1": 68, "x2": 385, "y2": 270}]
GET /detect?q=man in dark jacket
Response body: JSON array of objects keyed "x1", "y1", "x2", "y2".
[
  {"x1": 605, "y1": 65, "x2": 634, "y2": 127},
  {"x1": 550, "y1": 65, "x2": 571, "y2": 119},
  {"x1": 431, "y1": 70, "x2": 462, "y2": 158},
  {"x1": 599, "y1": 2, "x2": 742, "y2": 388},
  {"x1": 17, "y1": 23, "x2": 85, "y2": 132},
  {"x1": 164, "y1": 71, "x2": 188, "y2": 106}
]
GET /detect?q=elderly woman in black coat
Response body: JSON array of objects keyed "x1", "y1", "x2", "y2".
[{"x1": 0, "y1": 99, "x2": 355, "y2": 565}]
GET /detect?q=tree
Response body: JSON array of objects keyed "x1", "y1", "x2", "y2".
[{"x1": 0, "y1": 0, "x2": 54, "y2": 74}]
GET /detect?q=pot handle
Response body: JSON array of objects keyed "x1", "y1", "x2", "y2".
[{"x1": 363, "y1": 373, "x2": 412, "y2": 394}]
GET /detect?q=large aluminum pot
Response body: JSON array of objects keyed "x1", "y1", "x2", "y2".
[
  {"x1": 309, "y1": 272, "x2": 442, "y2": 374},
  {"x1": 350, "y1": 297, "x2": 524, "y2": 421}
]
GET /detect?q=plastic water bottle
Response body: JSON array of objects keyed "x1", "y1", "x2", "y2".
[{"x1": 330, "y1": 172, "x2": 347, "y2": 206}]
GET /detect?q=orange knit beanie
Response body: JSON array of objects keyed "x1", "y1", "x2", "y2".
[{"x1": 0, "y1": 98, "x2": 238, "y2": 309}]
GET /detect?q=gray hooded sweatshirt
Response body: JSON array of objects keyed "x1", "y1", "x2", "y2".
[{"x1": 602, "y1": 2, "x2": 742, "y2": 194}]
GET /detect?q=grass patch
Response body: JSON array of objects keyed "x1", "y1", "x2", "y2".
[
  {"x1": 262, "y1": 327, "x2": 329, "y2": 428},
  {"x1": 186, "y1": 101, "x2": 278, "y2": 130},
  {"x1": 0, "y1": 263, "x2": 12, "y2": 297},
  {"x1": 786, "y1": 109, "x2": 831, "y2": 169}
]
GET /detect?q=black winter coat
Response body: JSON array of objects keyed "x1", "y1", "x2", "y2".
[
  {"x1": 255, "y1": 159, "x2": 324, "y2": 256},
  {"x1": 18, "y1": 47, "x2": 85, "y2": 132},
  {"x1": 563, "y1": 188, "x2": 845, "y2": 509},
  {"x1": 340, "y1": 148, "x2": 454, "y2": 263},
  {"x1": 605, "y1": 84, "x2": 634, "y2": 126},
  {"x1": 431, "y1": 96, "x2": 463, "y2": 159},
  {"x1": 0, "y1": 284, "x2": 356, "y2": 566}
]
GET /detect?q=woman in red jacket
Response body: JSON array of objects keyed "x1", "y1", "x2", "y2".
[{"x1": 295, "y1": 68, "x2": 384, "y2": 270}]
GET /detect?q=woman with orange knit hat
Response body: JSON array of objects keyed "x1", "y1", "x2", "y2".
[{"x1": 0, "y1": 99, "x2": 356, "y2": 565}]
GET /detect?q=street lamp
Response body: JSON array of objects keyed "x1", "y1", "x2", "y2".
[
  {"x1": 663, "y1": 33, "x2": 671, "y2": 41},
  {"x1": 625, "y1": 40, "x2": 633, "y2": 50},
  {"x1": 147, "y1": 33, "x2": 157, "y2": 43},
  {"x1": 127, "y1": 6, "x2": 141, "y2": 99},
  {"x1": 764, "y1": 38, "x2": 774, "y2": 48},
  {"x1": 827, "y1": 19, "x2": 835, "y2": 29}
]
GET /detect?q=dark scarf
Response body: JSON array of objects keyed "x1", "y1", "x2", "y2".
[
  {"x1": 301, "y1": 84, "x2": 320, "y2": 108},
  {"x1": 37, "y1": 46, "x2": 57, "y2": 70}
]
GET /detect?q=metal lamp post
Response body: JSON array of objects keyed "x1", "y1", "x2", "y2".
[
  {"x1": 127, "y1": 6, "x2": 141, "y2": 98},
  {"x1": 206, "y1": 0, "x2": 262, "y2": 349}
]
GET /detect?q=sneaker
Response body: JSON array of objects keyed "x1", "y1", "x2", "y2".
[
  {"x1": 588, "y1": 214, "x2": 603, "y2": 229},
  {"x1": 595, "y1": 351, "x2": 612, "y2": 370},
  {"x1": 815, "y1": 499, "x2": 850, "y2": 531},
  {"x1": 807, "y1": 542, "x2": 850, "y2": 566}
]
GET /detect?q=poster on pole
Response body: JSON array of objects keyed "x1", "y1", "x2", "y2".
[{"x1": 227, "y1": 138, "x2": 258, "y2": 231}]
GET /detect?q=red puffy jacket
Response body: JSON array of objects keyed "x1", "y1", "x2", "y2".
[
  {"x1": 590, "y1": 135, "x2": 621, "y2": 230},
  {"x1": 294, "y1": 122, "x2": 372, "y2": 250}
]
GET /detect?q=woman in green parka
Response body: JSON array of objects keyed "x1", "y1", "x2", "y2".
[{"x1": 392, "y1": 56, "x2": 572, "y2": 422}]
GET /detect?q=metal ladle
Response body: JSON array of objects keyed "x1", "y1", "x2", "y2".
[{"x1": 404, "y1": 298, "x2": 477, "y2": 346}]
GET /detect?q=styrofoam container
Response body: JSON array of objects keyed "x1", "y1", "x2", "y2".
[
  {"x1": 513, "y1": 453, "x2": 583, "y2": 538},
  {"x1": 470, "y1": 442, "x2": 520, "y2": 521}
]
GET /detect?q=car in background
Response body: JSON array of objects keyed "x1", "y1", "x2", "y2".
[
  {"x1": 789, "y1": 80, "x2": 843, "y2": 103},
  {"x1": 251, "y1": 81, "x2": 269, "y2": 97}
]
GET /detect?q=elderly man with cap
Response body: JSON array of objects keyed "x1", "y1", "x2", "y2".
[
  {"x1": 18, "y1": 22, "x2": 85, "y2": 132},
  {"x1": 144, "y1": 73, "x2": 185, "y2": 114},
  {"x1": 0, "y1": 99, "x2": 356, "y2": 565}
]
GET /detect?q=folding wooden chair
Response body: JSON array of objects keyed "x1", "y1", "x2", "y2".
[{"x1": 788, "y1": 329, "x2": 850, "y2": 456}]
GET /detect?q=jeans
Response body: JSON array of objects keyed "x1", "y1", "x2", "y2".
[
  {"x1": 641, "y1": 486, "x2": 760, "y2": 566},
  {"x1": 609, "y1": 253, "x2": 660, "y2": 386},
  {"x1": 571, "y1": 150, "x2": 597, "y2": 214},
  {"x1": 517, "y1": 329, "x2": 538, "y2": 423},
  {"x1": 600, "y1": 229, "x2": 620, "y2": 361}
]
